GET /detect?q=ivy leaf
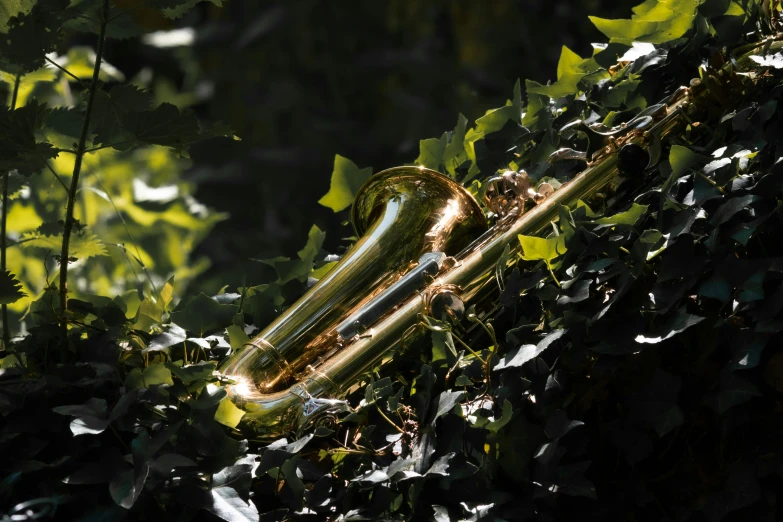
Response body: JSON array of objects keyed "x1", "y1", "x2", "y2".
[
  {"x1": 0, "y1": 270, "x2": 25, "y2": 304},
  {"x1": 214, "y1": 397, "x2": 246, "y2": 428},
  {"x1": 527, "y1": 46, "x2": 593, "y2": 99},
  {"x1": 144, "y1": 323, "x2": 187, "y2": 353},
  {"x1": 589, "y1": 1, "x2": 698, "y2": 45},
  {"x1": 52, "y1": 398, "x2": 109, "y2": 436},
  {"x1": 317, "y1": 154, "x2": 372, "y2": 212},
  {"x1": 475, "y1": 79, "x2": 522, "y2": 135},
  {"x1": 495, "y1": 329, "x2": 567, "y2": 370},
  {"x1": 255, "y1": 225, "x2": 326, "y2": 284},
  {"x1": 442, "y1": 113, "x2": 469, "y2": 176},
  {"x1": 669, "y1": 145, "x2": 701, "y2": 179},
  {"x1": 204, "y1": 486, "x2": 259, "y2": 522},
  {"x1": 635, "y1": 310, "x2": 705, "y2": 344},
  {"x1": 518, "y1": 234, "x2": 566, "y2": 263},
  {"x1": 170, "y1": 293, "x2": 239, "y2": 336},
  {"x1": 109, "y1": 462, "x2": 149, "y2": 509},
  {"x1": 415, "y1": 133, "x2": 447, "y2": 172},
  {"x1": 166, "y1": 361, "x2": 217, "y2": 384},
  {"x1": 749, "y1": 53, "x2": 783, "y2": 69},
  {"x1": 591, "y1": 203, "x2": 649, "y2": 227}
]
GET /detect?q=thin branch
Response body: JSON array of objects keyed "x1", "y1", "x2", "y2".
[
  {"x1": 45, "y1": 56, "x2": 89, "y2": 89},
  {"x1": 83, "y1": 141, "x2": 132, "y2": 154},
  {"x1": 59, "y1": 0, "x2": 110, "y2": 349},
  {"x1": 44, "y1": 162, "x2": 70, "y2": 194},
  {"x1": 2, "y1": 73, "x2": 21, "y2": 351},
  {"x1": 107, "y1": 0, "x2": 152, "y2": 22}
]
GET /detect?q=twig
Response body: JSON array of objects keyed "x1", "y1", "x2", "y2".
[
  {"x1": 59, "y1": 0, "x2": 110, "y2": 350},
  {"x1": 44, "y1": 162, "x2": 70, "y2": 194},
  {"x1": 2, "y1": 73, "x2": 21, "y2": 352},
  {"x1": 45, "y1": 56, "x2": 89, "y2": 89}
]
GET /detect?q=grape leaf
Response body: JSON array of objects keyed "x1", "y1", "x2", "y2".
[
  {"x1": 0, "y1": 0, "x2": 70, "y2": 71},
  {"x1": 23, "y1": 231, "x2": 108, "y2": 259},
  {"x1": 0, "y1": 100, "x2": 58, "y2": 175},
  {"x1": 0, "y1": 270, "x2": 25, "y2": 305}
]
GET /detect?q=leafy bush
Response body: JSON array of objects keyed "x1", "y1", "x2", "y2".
[{"x1": 1, "y1": 0, "x2": 782, "y2": 521}]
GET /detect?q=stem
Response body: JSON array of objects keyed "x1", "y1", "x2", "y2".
[
  {"x1": 44, "y1": 56, "x2": 89, "y2": 88},
  {"x1": 44, "y1": 162, "x2": 70, "y2": 194},
  {"x1": 2, "y1": 73, "x2": 21, "y2": 350},
  {"x1": 59, "y1": 0, "x2": 109, "y2": 346}
]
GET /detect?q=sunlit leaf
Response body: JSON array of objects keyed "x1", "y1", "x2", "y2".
[
  {"x1": 214, "y1": 397, "x2": 245, "y2": 428},
  {"x1": 317, "y1": 154, "x2": 372, "y2": 212},
  {"x1": 592, "y1": 203, "x2": 649, "y2": 227},
  {"x1": 518, "y1": 234, "x2": 566, "y2": 263}
]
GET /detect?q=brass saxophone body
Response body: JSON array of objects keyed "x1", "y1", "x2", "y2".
[{"x1": 220, "y1": 38, "x2": 783, "y2": 438}]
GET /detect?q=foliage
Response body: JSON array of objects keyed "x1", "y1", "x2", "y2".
[{"x1": 2, "y1": 0, "x2": 783, "y2": 522}]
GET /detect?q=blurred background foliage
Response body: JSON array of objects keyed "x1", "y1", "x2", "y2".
[{"x1": 1, "y1": 0, "x2": 640, "y2": 335}]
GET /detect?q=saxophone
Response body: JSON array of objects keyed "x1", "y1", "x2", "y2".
[{"x1": 219, "y1": 35, "x2": 783, "y2": 438}]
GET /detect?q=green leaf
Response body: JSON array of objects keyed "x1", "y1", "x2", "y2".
[
  {"x1": 142, "y1": 363, "x2": 174, "y2": 387},
  {"x1": 203, "y1": 486, "x2": 259, "y2": 522},
  {"x1": 52, "y1": 398, "x2": 109, "y2": 435},
  {"x1": 63, "y1": 0, "x2": 143, "y2": 40},
  {"x1": 749, "y1": 53, "x2": 783, "y2": 69},
  {"x1": 526, "y1": 47, "x2": 594, "y2": 100},
  {"x1": 0, "y1": 0, "x2": 70, "y2": 71},
  {"x1": 589, "y1": 1, "x2": 698, "y2": 45},
  {"x1": 415, "y1": 133, "x2": 447, "y2": 172},
  {"x1": 592, "y1": 203, "x2": 649, "y2": 227},
  {"x1": 557, "y1": 45, "x2": 583, "y2": 79},
  {"x1": 166, "y1": 361, "x2": 217, "y2": 384},
  {"x1": 317, "y1": 154, "x2": 372, "y2": 212},
  {"x1": 23, "y1": 231, "x2": 108, "y2": 259},
  {"x1": 0, "y1": 0, "x2": 35, "y2": 33},
  {"x1": 170, "y1": 293, "x2": 239, "y2": 336},
  {"x1": 0, "y1": 270, "x2": 25, "y2": 304},
  {"x1": 475, "y1": 79, "x2": 522, "y2": 135},
  {"x1": 0, "y1": 100, "x2": 58, "y2": 175},
  {"x1": 256, "y1": 225, "x2": 326, "y2": 284},
  {"x1": 133, "y1": 295, "x2": 166, "y2": 331},
  {"x1": 214, "y1": 397, "x2": 246, "y2": 428},
  {"x1": 485, "y1": 399, "x2": 513, "y2": 434},
  {"x1": 669, "y1": 145, "x2": 701, "y2": 179},
  {"x1": 442, "y1": 113, "x2": 469, "y2": 176},
  {"x1": 226, "y1": 324, "x2": 250, "y2": 350},
  {"x1": 109, "y1": 463, "x2": 149, "y2": 509},
  {"x1": 144, "y1": 323, "x2": 187, "y2": 353},
  {"x1": 635, "y1": 310, "x2": 705, "y2": 344},
  {"x1": 518, "y1": 234, "x2": 566, "y2": 263},
  {"x1": 159, "y1": 0, "x2": 223, "y2": 20}
]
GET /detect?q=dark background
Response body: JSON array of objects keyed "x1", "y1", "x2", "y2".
[{"x1": 102, "y1": 0, "x2": 640, "y2": 293}]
